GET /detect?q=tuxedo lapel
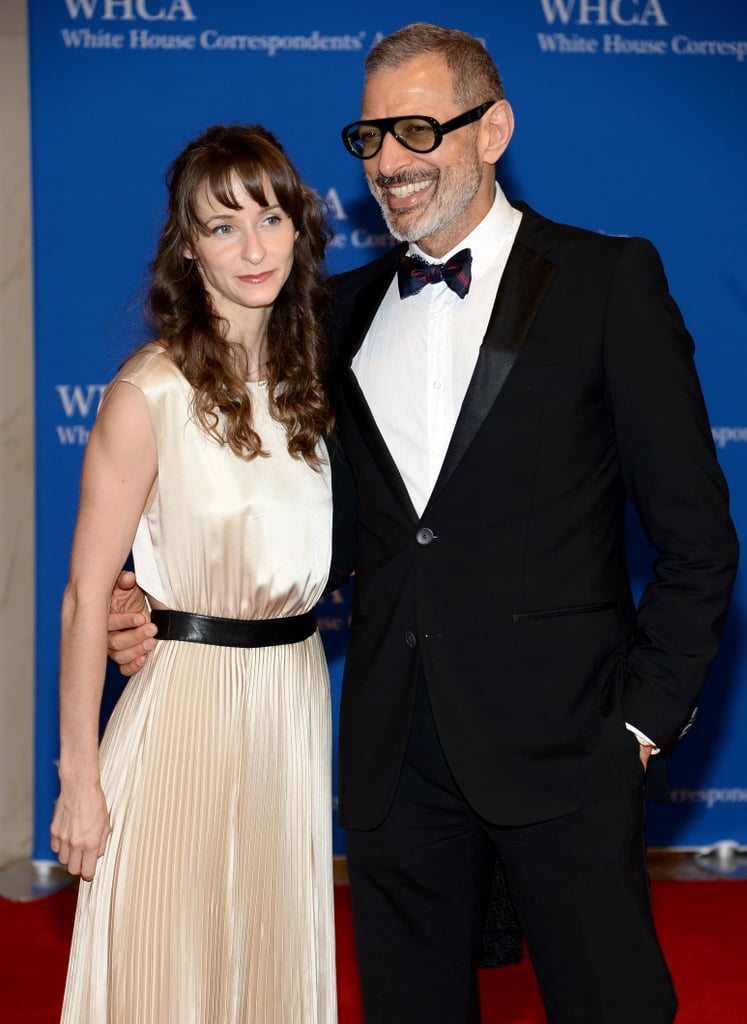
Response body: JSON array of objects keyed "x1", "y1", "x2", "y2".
[
  {"x1": 336, "y1": 246, "x2": 404, "y2": 364},
  {"x1": 427, "y1": 234, "x2": 555, "y2": 507},
  {"x1": 334, "y1": 209, "x2": 556, "y2": 521},
  {"x1": 337, "y1": 246, "x2": 420, "y2": 524},
  {"x1": 342, "y1": 371, "x2": 420, "y2": 524}
]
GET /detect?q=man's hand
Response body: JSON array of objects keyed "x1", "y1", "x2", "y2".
[
  {"x1": 638, "y1": 743, "x2": 655, "y2": 771},
  {"x1": 107, "y1": 570, "x2": 158, "y2": 676}
]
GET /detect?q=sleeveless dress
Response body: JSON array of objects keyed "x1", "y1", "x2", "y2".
[{"x1": 61, "y1": 344, "x2": 337, "y2": 1023}]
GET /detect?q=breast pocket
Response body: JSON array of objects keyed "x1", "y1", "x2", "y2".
[{"x1": 515, "y1": 342, "x2": 580, "y2": 368}]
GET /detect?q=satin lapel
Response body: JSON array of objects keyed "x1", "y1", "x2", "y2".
[
  {"x1": 338, "y1": 247, "x2": 420, "y2": 524},
  {"x1": 427, "y1": 239, "x2": 556, "y2": 506}
]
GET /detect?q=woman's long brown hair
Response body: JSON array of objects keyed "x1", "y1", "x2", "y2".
[{"x1": 148, "y1": 123, "x2": 334, "y2": 466}]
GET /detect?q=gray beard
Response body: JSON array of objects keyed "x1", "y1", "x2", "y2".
[{"x1": 368, "y1": 163, "x2": 482, "y2": 246}]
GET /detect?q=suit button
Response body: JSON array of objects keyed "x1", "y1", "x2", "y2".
[
  {"x1": 405, "y1": 631, "x2": 417, "y2": 648},
  {"x1": 416, "y1": 527, "x2": 435, "y2": 545}
]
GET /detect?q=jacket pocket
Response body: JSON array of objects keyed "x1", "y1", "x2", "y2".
[{"x1": 512, "y1": 601, "x2": 618, "y2": 624}]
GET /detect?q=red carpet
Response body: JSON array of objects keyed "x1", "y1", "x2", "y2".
[{"x1": 1, "y1": 881, "x2": 745, "y2": 1022}]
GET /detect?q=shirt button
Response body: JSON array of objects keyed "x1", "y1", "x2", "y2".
[
  {"x1": 405, "y1": 631, "x2": 417, "y2": 648},
  {"x1": 416, "y1": 528, "x2": 435, "y2": 545},
  {"x1": 432, "y1": 380, "x2": 442, "y2": 390}
]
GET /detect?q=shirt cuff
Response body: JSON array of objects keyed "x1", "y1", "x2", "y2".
[{"x1": 625, "y1": 722, "x2": 660, "y2": 755}]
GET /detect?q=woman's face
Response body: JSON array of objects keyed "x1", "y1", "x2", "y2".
[{"x1": 187, "y1": 172, "x2": 297, "y2": 326}]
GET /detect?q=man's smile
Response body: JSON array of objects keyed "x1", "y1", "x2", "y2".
[
  {"x1": 374, "y1": 173, "x2": 438, "y2": 211},
  {"x1": 386, "y1": 179, "x2": 432, "y2": 198}
]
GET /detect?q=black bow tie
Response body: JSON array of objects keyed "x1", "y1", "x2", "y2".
[{"x1": 397, "y1": 248, "x2": 473, "y2": 300}]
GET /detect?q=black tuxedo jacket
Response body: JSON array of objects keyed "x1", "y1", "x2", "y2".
[{"x1": 328, "y1": 202, "x2": 738, "y2": 831}]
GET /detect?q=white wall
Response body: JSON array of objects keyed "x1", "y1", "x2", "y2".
[{"x1": 0, "y1": 0, "x2": 35, "y2": 867}]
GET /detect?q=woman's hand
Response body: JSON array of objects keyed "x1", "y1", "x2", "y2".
[{"x1": 50, "y1": 781, "x2": 112, "y2": 882}]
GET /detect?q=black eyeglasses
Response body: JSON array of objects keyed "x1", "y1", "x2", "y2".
[{"x1": 341, "y1": 100, "x2": 497, "y2": 160}]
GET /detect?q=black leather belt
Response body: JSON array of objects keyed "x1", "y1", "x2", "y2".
[{"x1": 149, "y1": 608, "x2": 317, "y2": 648}]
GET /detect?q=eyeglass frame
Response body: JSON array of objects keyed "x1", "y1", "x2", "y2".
[{"x1": 340, "y1": 100, "x2": 497, "y2": 160}]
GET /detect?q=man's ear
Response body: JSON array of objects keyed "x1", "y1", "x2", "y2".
[{"x1": 481, "y1": 100, "x2": 514, "y2": 166}]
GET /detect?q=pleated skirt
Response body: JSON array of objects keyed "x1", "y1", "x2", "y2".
[{"x1": 61, "y1": 632, "x2": 337, "y2": 1023}]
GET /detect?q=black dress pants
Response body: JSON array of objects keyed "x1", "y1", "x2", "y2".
[{"x1": 345, "y1": 675, "x2": 677, "y2": 1024}]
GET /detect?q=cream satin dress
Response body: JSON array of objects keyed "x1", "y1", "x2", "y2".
[{"x1": 61, "y1": 345, "x2": 337, "y2": 1023}]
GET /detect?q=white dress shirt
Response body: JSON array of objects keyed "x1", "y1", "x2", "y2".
[{"x1": 352, "y1": 185, "x2": 522, "y2": 517}]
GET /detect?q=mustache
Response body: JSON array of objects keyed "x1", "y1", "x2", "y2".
[{"x1": 373, "y1": 170, "x2": 439, "y2": 188}]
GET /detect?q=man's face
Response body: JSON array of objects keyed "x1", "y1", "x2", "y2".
[{"x1": 360, "y1": 53, "x2": 491, "y2": 258}]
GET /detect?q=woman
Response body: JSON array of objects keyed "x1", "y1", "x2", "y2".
[{"x1": 50, "y1": 124, "x2": 337, "y2": 1022}]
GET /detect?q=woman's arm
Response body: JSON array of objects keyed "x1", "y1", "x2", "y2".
[{"x1": 50, "y1": 380, "x2": 157, "y2": 880}]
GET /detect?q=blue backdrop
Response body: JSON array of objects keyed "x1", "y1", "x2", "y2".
[{"x1": 28, "y1": 0, "x2": 746, "y2": 859}]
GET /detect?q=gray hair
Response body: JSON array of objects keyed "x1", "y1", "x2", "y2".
[{"x1": 364, "y1": 23, "x2": 505, "y2": 107}]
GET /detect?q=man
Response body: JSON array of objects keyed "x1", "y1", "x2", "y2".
[{"x1": 109, "y1": 23, "x2": 738, "y2": 1023}]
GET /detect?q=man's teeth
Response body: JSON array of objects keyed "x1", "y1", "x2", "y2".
[{"x1": 388, "y1": 180, "x2": 431, "y2": 198}]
